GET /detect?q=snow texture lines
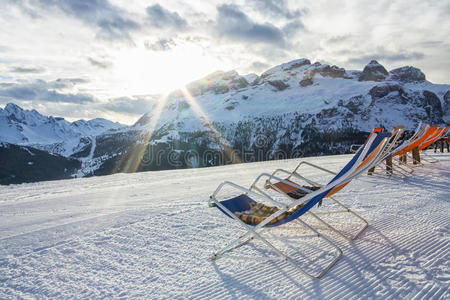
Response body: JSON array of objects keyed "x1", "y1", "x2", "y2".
[{"x1": 0, "y1": 152, "x2": 449, "y2": 298}]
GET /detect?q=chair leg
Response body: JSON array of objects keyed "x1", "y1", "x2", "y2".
[
  {"x1": 306, "y1": 197, "x2": 369, "y2": 242},
  {"x1": 370, "y1": 163, "x2": 406, "y2": 179},
  {"x1": 419, "y1": 152, "x2": 439, "y2": 163},
  {"x1": 212, "y1": 216, "x2": 343, "y2": 279},
  {"x1": 330, "y1": 196, "x2": 369, "y2": 240},
  {"x1": 262, "y1": 220, "x2": 343, "y2": 279},
  {"x1": 407, "y1": 152, "x2": 424, "y2": 166},
  {"x1": 211, "y1": 234, "x2": 255, "y2": 260},
  {"x1": 392, "y1": 158, "x2": 414, "y2": 174}
]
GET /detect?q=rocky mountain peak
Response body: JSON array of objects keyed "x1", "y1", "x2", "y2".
[
  {"x1": 5, "y1": 102, "x2": 23, "y2": 113},
  {"x1": 3, "y1": 102, "x2": 35, "y2": 124},
  {"x1": 243, "y1": 73, "x2": 259, "y2": 85},
  {"x1": 134, "y1": 112, "x2": 152, "y2": 127},
  {"x1": 0, "y1": 103, "x2": 126, "y2": 155},
  {"x1": 308, "y1": 64, "x2": 346, "y2": 79},
  {"x1": 359, "y1": 60, "x2": 389, "y2": 81},
  {"x1": 390, "y1": 66, "x2": 426, "y2": 82},
  {"x1": 4, "y1": 102, "x2": 25, "y2": 118},
  {"x1": 186, "y1": 70, "x2": 248, "y2": 96},
  {"x1": 261, "y1": 58, "x2": 311, "y2": 78}
]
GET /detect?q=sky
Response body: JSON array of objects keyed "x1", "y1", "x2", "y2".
[{"x1": 0, "y1": 0, "x2": 449, "y2": 124}]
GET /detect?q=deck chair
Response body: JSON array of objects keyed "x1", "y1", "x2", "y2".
[
  {"x1": 434, "y1": 129, "x2": 450, "y2": 153},
  {"x1": 417, "y1": 126, "x2": 450, "y2": 163},
  {"x1": 394, "y1": 125, "x2": 438, "y2": 158},
  {"x1": 260, "y1": 129, "x2": 399, "y2": 242},
  {"x1": 362, "y1": 125, "x2": 421, "y2": 177},
  {"x1": 378, "y1": 124, "x2": 439, "y2": 171},
  {"x1": 360, "y1": 124, "x2": 439, "y2": 177},
  {"x1": 208, "y1": 133, "x2": 389, "y2": 279},
  {"x1": 373, "y1": 123, "x2": 432, "y2": 176},
  {"x1": 419, "y1": 126, "x2": 449, "y2": 150}
]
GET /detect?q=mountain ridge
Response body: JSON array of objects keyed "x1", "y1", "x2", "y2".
[
  {"x1": 1, "y1": 58, "x2": 449, "y2": 184},
  {"x1": 0, "y1": 103, "x2": 126, "y2": 156}
]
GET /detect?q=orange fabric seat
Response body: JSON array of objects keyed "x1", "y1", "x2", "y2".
[
  {"x1": 418, "y1": 126, "x2": 449, "y2": 150},
  {"x1": 395, "y1": 126, "x2": 438, "y2": 156}
]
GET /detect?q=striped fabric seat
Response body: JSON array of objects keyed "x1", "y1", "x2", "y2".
[
  {"x1": 268, "y1": 181, "x2": 321, "y2": 199},
  {"x1": 209, "y1": 131, "x2": 390, "y2": 279},
  {"x1": 233, "y1": 201, "x2": 305, "y2": 225},
  {"x1": 216, "y1": 131, "x2": 389, "y2": 228}
]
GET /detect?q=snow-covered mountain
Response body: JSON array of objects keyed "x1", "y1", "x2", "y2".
[
  {"x1": 1, "y1": 58, "x2": 449, "y2": 184},
  {"x1": 134, "y1": 59, "x2": 449, "y2": 133},
  {"x1": 0, "y1": 103, "x2": 125, "y2": 156},
  {"x1": 82, "y1": 59, "x2": 448, "y2": 177}
]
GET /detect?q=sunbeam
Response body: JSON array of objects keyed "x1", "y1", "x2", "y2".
[
  {"x1": 113, "y1": 95, "x2": 169, "y2": 174},
  {"x1": 180, "y1": 87, "x2": 242, "y2": 165}
]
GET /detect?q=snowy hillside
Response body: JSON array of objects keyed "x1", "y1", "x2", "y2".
[
  {"x1": 1, "y1": 58, "x2": 449, "y2": 184},
  {"x1": 0, "y1": 103, "x2": 125, "y2": 156},
  {"x1": 83, "y1": 59, "x2": 449, "y2": 178},
  {"x1": 136, "y1": 59, "x2": 449, "y2": 132},
  {"x1": 0, "y1": 152, "x2": 448, "y2": 298}
]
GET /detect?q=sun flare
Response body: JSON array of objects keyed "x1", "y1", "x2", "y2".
[{"x1": 112, "y1": 42, "x2": 230, "y2": 96}]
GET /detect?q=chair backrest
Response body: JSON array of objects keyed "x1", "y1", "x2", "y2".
[
  {"x1": 215, "y1": 132, "x2": 389, "y2": 229},
  {"x1": 409, "y1": 122, "x2": 425, "y2": 141},
  {"x1": 418, "y1": 126, "x2": 450, "y2": 150},
  {"x1": 266, "y1": 128, "x2": 393, "y2": 195},
  {"x1": 394, "y1": 125, "x2": 437, "y2": 156},
  {"x1": 369, "y1": 128, "x2": 404, "y2": 164},
  {"x1": 329, "y1": 131, "x2": 391, "y2": 185},
  {"x1": 270, "y1": 133, "x2": 389, "y2": 227},
  {"x1": 325, "y1": 132, "x2": 390, "y2": 197},
  {"x1": 377, "y1": 124, "x2": 423, "y2": 160}
]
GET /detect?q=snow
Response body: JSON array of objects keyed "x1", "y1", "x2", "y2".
[
  {"x1": 0, "y1": 152, "x2": 449, "y2": 298},
  {"x1": 148, "y1": 61, "x2": 449, "y2": 136},
  {"x1": 157, "y1": 74, "x2": 380, "y2": 132},
  {"x1": 76, "y1": 136, "x2": 99, "y2": 177},
  {"x1": 0, "y1": 103, "x2": 126, "y2": 156}
]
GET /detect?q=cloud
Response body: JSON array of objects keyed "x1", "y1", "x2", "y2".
[
  {"x1": 347, "y1": 50, "x2": 425, "y2": 65},
  {"x1": 8, "y1": 0, "x2": 140, "y2": 42},
  {"x1": 282, "y1": 20, "x2": 305, "y2": 37},
  {"x1": 0, "y1": 79, "x2": 96, "y2": 104},
  {"x1": 9, "y1": 66, "x2": 46, "y2": 74},
  {"x1": 327, "y1": 35, "x2": 352, "y2": 44},
  {"x1": 0, "y1": 45, "x2": 10, "y2": 53},
  {"x1": 144, "y1": 39, "x2": 176, "y2": 51},
  {"x1": 248, "y1": 61, "x2": 271, "y2": 73},
  {"x1": 87, "y1": 57, "x2": 113, "y2": 69},
  {"x1": 0, "y1": 93, "x2": 159, "y2": 125},
  {"x1": 64, "y1": 78, "x2": 90, "y2": 84},
  {"x1": 415, "y1": 40, "x2": 443, "y2": 48},
  {"x1": 215, "y1": 4, "x2": 285, "y2": 46},
  {"x1": 146, "y1": 4, "x2": 188, "y2": 30},
  {"x1": 247, "y1": 0, "x2": 306, "y2": 19},
  {"x1": 102, "y1": 96, "x2": 159, "y2": 115}
]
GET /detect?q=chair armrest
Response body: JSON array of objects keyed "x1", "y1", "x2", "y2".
[
  {"x1": 292, "y1": 161, "x2": 338, "y2": 176},
  {"x1": 209, "y1": 180, "x2": 285, "y2": 208},
  {"x1": 350, "y1": 144, "x2": 362, "y2": 153},
  {"x1": 268, "y1": 168, "x2": 323, "y2": 188}
]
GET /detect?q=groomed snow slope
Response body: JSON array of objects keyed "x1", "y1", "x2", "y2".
[{"x1": 0, "y1": 153, "x2": 449, "y2": 299}]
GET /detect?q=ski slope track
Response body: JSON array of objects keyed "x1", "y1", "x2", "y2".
[{"x1": 0, "y1": 152, "x2": 449, "y2": 299}]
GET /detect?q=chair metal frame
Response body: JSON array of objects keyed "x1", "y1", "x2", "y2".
[
  {"x1": 417, "y1": 126, "x2": 449, "y2": 163},
  {"x1": 208, "y1": 134, "x2": 388, "y2": 279},
  {"x1": 263, "y1": 129, "x2": 401, "y2": 242}
]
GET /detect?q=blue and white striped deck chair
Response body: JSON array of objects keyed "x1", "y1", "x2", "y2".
[
  {"x1": 208, "y1": 133, "x2": 389, "y2": 279},
  {"x1": 260, "y1": 129, "x2": 401, "y2": 242},
  {"x1": 376, "y1": 123, "x2": 426, "y2": 176}
]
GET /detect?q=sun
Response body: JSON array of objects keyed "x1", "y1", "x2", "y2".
[{"x1": 111, "y1": 42, "x2": 230, "y2": 96}]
